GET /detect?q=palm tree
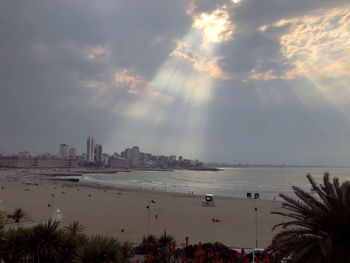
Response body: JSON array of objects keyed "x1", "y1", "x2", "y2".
[
  {"x1": 8, "y1": 208, "x2": 26, "y2": 223},
  {"x1": 64, "y1": 221, "x2": 86, "y2": 236},
  {"x1": 65, "y1": 221, "x2": 86, "y2": 236},
  {"x1": 0, "y1": 220, "x2": 79, "y2": 262},
  {"x1": 0, "y1": 227, "x2": 29, "y2": 262},
  {"x1": 268, "y1": 172, "x2": 350, "y2": 263},
  {"x1": 63, "y1": 221, "x2": 88, "y2": 249}
]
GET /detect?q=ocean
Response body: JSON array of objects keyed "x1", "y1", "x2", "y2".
[{"x1": 79, "y1": 167, "x2": 350, "y2": 200}]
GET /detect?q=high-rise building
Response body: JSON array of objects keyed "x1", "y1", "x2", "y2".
[
  {"x1": 131, "y1": 146, "x2": 139, "y2": 167},
  {"x1": 59, "y1": 144, "x2": 69, "y2": 159},
  {"x1": 86, "y1": 137, "x2": 95, "y2": 162},
  {"x1": 68, "y1": 147, "x2": 76, "y2": 159},
  {"x1": 125, "y1": 148, "x2": 132, "y2": 160},
  {"x1": 94, "y1": 144, "x2": 102, "y2": 162}
]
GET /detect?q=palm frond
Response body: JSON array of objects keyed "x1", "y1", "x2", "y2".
[{"x1": 268, "y1": 172, "x2": 350, "y2": 263}]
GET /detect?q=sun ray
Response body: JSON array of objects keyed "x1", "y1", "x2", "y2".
[
  {"x1": 112, "y1": 4, "x2": 235, "y2": 157},
  {"x1": 250, "y1": 4, "x2": 350, "y2": 119}
]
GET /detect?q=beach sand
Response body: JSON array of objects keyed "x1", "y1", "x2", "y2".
[{"x1": 0, "y1": 169, "x2": 284, "y2": 248}]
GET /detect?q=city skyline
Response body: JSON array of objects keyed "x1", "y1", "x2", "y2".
[
  {"x1": 0, "y1": 136, "x2": 209, "y2": 169},
  {"x1": 1, "y1": 0, "x2": 350, "y2": 167},
  {"x1": 0, "y1": 140, "x2": 198, "y2": 164}
]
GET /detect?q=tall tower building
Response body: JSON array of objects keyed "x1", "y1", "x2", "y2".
[
  {"x1": 68, "y1": 147, "x2": 76, "y2": 159},
  {"x1": 125, "y1": 148, "x2": 132, "y2": 160},
  {"x1": 94, "y1": 144, "x2": 102, "y2": 162},
  {"x1": 86, "y1": 137, "x2": 95, "y2": 162},
  {"x1": 59, "y1": 144, "x2": 69, "y2": 159},
  {"x1": 131, "y1": 146, "x2": 140, "y2": 167}
]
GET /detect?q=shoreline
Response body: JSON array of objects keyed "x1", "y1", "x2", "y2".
[
  {"x1": 0, "y1": 169, "x2": 283, "y2": 248},
  {"x1": 37, "y1": 171, "x2": 285, "y2": 201}
]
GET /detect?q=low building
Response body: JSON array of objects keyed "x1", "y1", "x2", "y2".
[
  {"x1": 102, "y1": 153, "x2": 109, "y2": 167},
  {"x1": 18, "y1": 151, "x2": 31, "y2": 158},
  {"x1": 108, "y1": 157, "x2": 131, "y2": 169},
  {"x1": 0, "y1": 156, "x2": 78, "y2": 169}
]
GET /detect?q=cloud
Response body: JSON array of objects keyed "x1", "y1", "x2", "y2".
[
  {"x1": 249, "y1": 4, "x2": 350, "y2": 81},
  {"x1": 166, "y1": 3, "x2": 235, "y2": 80},
  {"x1": 148, "y1": 88, "x2": 175, "y2": 103},
  {"x1": 248, "y1": 69, "x2": 278, "y2": 81},
  {"x1": 85, "y1": 45, "x2": 110, "y2": 61},
  {"x1": 114, "y1": 69, "x2": 147, "y2": 94},
  {"x1": 279, "y1": 6, "x2": 350, "y2": 79},
  {"x1": 80, "y1": 81, "x2": 107, "y2": 92},
  {"x1": 192, "y1": 6, "x2": 234, "y2": 44},
  {"x1": 170, "y1": 39, "x2": 227, "y2": 79}
]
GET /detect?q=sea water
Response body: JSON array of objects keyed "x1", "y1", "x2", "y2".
[{"x1": 80, "y1": 167, "x2": 350, "y2": 199}]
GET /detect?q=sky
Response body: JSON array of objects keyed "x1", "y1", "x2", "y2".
[{"x1": 1, "y1": 0, "x2": 350, "y2": 166}]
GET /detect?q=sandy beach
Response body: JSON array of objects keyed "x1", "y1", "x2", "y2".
[{"x1": 0, "y1": 169, "x2": 284, "y2": 249}]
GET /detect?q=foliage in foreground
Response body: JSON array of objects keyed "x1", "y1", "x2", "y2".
[
  {"x1": 0, "y1": 221, "x2": 276, "y2": 263},
  {"x1": 141, "y1": 233, "x2": 178, "y2": 263},
  {"x1": 0, "y1": 220, "x2": 78, "y2": 262},
  {"x1": 268, "y1": 172, "x2": 350, "y2": 263},
  {"x1": 0, "y1": 220, "x2": 134, "y2": 263},
  {"x1": 141, "y1": 234, "x2": 275, "y2": 263}
]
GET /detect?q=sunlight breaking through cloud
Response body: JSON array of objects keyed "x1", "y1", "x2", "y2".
[
  {"x1": 117, "y1": 3, "x2": 235, "y2": 157},
  {"x1": 250, "y1": 4, "x2": 350, "y2": 117},
  {"x1": 170, "y1": 38, "x2": 227, "y2": 79},
  {"x1": 114, "y1": 69, "x2": 147, "y2": 94},
  {"x1": 192, "y1": 6, "x2": 234, "y2": 44},
  {"x1": 251, "y1": 5, "x2": 350, "y2": 81},
  {"x1": 280, "y1": 12, "x2": 350, "y2": 79}
]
